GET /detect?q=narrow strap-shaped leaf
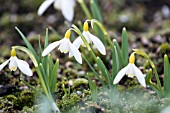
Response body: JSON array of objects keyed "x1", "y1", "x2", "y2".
[
  {"x1": 90, "y1": 0, "x2": 102, "y2": 22},
  {"x1": 78, "y1": 0, "x2": 92, "y2": 19},
  {"x1": 121, "y1": 27, "x2": 128, "y2": 65},
  {"x1": 36, "y1": 67, "x2": 50, "y2": 98},
  {"x1": 15, "y1": 27, "x2": 38, "y2": 61},
  {"x1": 82, "y1": 55, "x2": 107, "y2": 89},
  {"x1": 164, "y1": 54, "x2": 170, "y2": 97},
  {"x1": 44, "y1": 28, "x2": 49, "y2": 49},
  {"x1": 39, "y1": 63, "x2": 50, "y2": 93},
  {"x1": 38, "y1": 36, "x2": 42, "y2": 63},
  {"x1": 96, "y1": 57, "x2": 111, "y2": 85},
  {"x1": 50, "y1": 59, "x2": 59, "y2": 93},
  {"x1": 112, "y1": 46, "x2": 119, "y2": 80},
  {"x1": 146, "y1": 69, "x2": 153, "y2": 85},
  {"x1": 113, "y1": 39, "x2": 124, "y2": 68},
  {"x1": 87, "y1": 76, "x2": 97, "y2": 102}
]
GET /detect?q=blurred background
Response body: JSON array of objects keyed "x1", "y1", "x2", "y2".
[{"x1": 0, "y1": 0, "x2": 170, "y2": 112}]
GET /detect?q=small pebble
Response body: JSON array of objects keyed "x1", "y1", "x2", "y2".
[{"x1": 77, "y1": 91, "x2": 82, "y2": 95}]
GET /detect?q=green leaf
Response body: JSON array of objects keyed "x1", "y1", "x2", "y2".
[
  {"x1": 96, "y1": 57, "x2": 111, "y2": 85},
  {"x1": 44, "y1": 28, "x2": 49, "y2": 49},
  {"x1": 15, "y1": 27, "x2": 38, "y2": 61},
  {"x1": 87, "y1": 76, "x2": 97, "y2": 102},
  {"x1": 82, "y1": 55, "x2": 107, "y2": 90},
  {"x1": 121, "y1": 27, "x2": 128, "y2": 65},
  {"x1": 90, "y1": 0, "x2": 102, "y2": 22},
  {"x1": 112, "y1": 46, "x2": 119, "y2": 80},
  {"x1": 78, "y1": 0, "x2": 92, "y2": 19},
  {"x1": 50, "y1": 59, "x2": 59, "y2": 93},
  {"x1": 12, "y1": 46, "x2": 38, "y2": 67},
  {"x1": 38, "y1": 36, "x2": 42, "y2": 63},
  {"x1": 35, "y1": 67, "x2": 51, "y2": 99},
  {"x1": 113, "y1": 39, "x2": 124, "y2": 68},
  {"x1": 39, "y1": 63, "x2": 49, "y2": 90},
  {"x1": 146, "y1": 69, "x2": 153, "y2": 85},
  {"x1": 164, "y1": 54, "x2": 170, "y2": 97}
]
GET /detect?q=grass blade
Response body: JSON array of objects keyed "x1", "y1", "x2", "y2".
[
  {"x1": 112, "y1": 46, "x2": 119, "y2": 80},
  {"x1": 50, "y1": 59, "x2": 59, "y2": 93},
  {"x1": 164, "y1": 54, "x2": 170, "y2": 97},
  {"x1": 121, "y1": 27, "x2": 128, "y2": 65},
  {"x1": 15, "y1": 27, "x2": 38, "y2": 61}
]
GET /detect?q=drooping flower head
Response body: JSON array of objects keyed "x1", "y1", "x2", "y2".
[
  {"x1": 0, "y1": 48, "x2": 33, "y2": 76},
  {"x1": 38, "y1": 0, "x2": 75, "y2": 22},
  {"x1": 42, "y1": 30, "x2": 82, "y2": 64},
  {"x1": 113, "y1": 53, "x2": 146, "y2": 87},
  {"x1": 73, "y1": 21, "x2": 106, "y2": 55}
]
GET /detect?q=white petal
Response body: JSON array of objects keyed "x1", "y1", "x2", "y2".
[
  {"x1": 113, "y1": 64, "x2": 129, "y2": 84},
  {"x1": 58, "y1": 38, "x2": 70, "y2": 53},
  {"x1": 73, "y1": 36, "x2": 84, "y2": 49},
  {"x1": 9, "y1": 57, "x2": 17, "y2": 71},
  {"x1": 89, "y1": 32, "x2": 106, "y2": 55},
  {"x1": 61, "y1": 0, "x2": 75, "y2": 21},
  {"x1": 133, "y1": 65, "x2": 146, "y2": 87},
  {"x1": 69, "y1": 51, "x2": 73, "y2": 58},
  {"x1": 0, "y1": 59, "x2": 10, "y2": 71},
  {"x1": 38, "y1": 0, "x2": 55, "y2": 16},
  {"x1": 83, "y1": 31, "x2": 91, "y2": 43},
  {"x1": 53, "y1": 0, "x2": 62, "y2": 10},
  {"x1": 15, "y1": 57, "x2": 33, "y2": 76},
  {"x1": 126, "y1": 64, "x2": 135, "y2": 78},
  {"x1": 42, "y1": 40, "x2": 62, "y2": 56},
  {"x1": 69, "y1": 42, "x2": 82, "y2": 64}
]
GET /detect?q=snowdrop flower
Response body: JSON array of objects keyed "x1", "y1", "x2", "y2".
[
  {"x1": 73, "y1": 21, "x2": 106, "y2": 55},
  {"x1": 38, "y1": 0, "x2": 75, "y2": 22},
  {"x1": 0, "y1": 49, "x2": 33, "y2": 76},
  {"x1": 113, "y1": 53, "x2": 146, "y2": 87},
  {"x1": 42, "y1": 30, "x2": 82, "y2": 64}
]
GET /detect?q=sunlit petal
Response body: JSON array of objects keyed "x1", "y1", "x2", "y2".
[
  {"x1": 82, "y1": 31, "x2": 91, "y2": 43},
  {"x1": 73, "y1": 36, "x2": 84, "y2": 49},
  {"x1": 42, "y1": 40, "x2": 62, "y2": 56},
  {"x1": 15, "y1": 57, "x2": 33, "y2": 76},
  {"x1": 38, "y1": 0, "x2": 55, "y2": 16},
  {"x1": 53, "y1": 0, "x2": 62, "y2": 10},
  {"x1": 89, "y1": 33, "x2": 106, "y2": 55},
  {"x1": 61, "y1": 0, "x2": 75, "y2": 21},
  {"x1": 126, "y1": 64, "x2": 135, "y2": 78},
  {"x1": 69, "y1": 51, "x2": 73, "y2": 58},
  {"x1": 113, "y1": 64, "x2": 130, "y2": 84},
  {"x1": 133, "y1": 64, "x2": 146, "y2": 87},
  {"x1": 9, "y1": 57, "x2": 17, "y2": 71},
  {"x1": 69, "y1": 42, "x2": 82, "y2": 64},
  {"x1": 58, "y1": 38, "x2": 70, "y2": 53},
  {"x1": 0, "y1": 59, "x2": 10, "y2": 71}
]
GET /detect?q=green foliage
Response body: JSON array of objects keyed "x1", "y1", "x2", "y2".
[
  {"x1": 59, "y1": 93, "x2": 80, "y2": 109},
  {"x1": 73, "y1": 78, "x2": 88, "y2": 88},
  {"x1": 164, "y1": 54, "x2": 170, "y2": 97}
]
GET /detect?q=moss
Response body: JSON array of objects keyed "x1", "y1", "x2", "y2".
[
  {"x1": 73, "y1": 78, "x2": 88, "y2": 88},
  {"x1": 14, "y1": 90, "x2": 34, "y2": 110},
  {"x1": 59, "y1": 93, "x2": 80, "y2": 110}
]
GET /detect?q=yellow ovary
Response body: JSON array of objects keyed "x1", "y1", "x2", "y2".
[
  {"x1": 129, "y1": 53, "x2": 135, "y2": 64},
  {"x1": 83, "y1": 21, "x2": 89, "y2": 31},
  {"x1": 11, "y1": 49, "x2": 16, "y2": 57}
]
